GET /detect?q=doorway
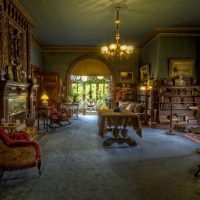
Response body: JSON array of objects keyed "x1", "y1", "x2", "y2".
[
  {"x1": 70, "y1": 75, "x2": 112, "y2": 111},
  {"x1": 66, "y1": 57, "x2": 114, "y2": 114}
]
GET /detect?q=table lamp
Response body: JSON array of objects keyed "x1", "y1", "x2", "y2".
[{"x1": 41, "y1": 93, "x2": 49, "y2": 106}]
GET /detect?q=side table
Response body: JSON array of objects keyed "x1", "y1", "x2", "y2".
[{"x1": 37, "y1": 106, "x2": 49, "y2": 131}]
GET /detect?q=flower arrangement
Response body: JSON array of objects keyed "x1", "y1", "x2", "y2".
[{"x1": 113, "y1": 86, "x2": 127, "y2": 102}]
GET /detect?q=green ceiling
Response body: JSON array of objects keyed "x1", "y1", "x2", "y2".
[{"x1": 18, "y1": 0, "x2": 200, "y2": 47}]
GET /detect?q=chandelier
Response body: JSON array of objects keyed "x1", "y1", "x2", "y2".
[{"x1": 101, "y1": 6, "x2": 134, "y2": 59}]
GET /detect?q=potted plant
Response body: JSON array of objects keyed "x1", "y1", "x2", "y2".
[{"x1": 69, "y1": 92, "x2": 80, "y2": 103}]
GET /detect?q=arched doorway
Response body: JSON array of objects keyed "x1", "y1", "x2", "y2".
[{"x1": 66, "y1": 56, "x2": 115, "y2": 112}]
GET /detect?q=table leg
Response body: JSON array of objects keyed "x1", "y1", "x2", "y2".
[{"x1": 103, "y1": 126, "x2": 137, "y2": 147}]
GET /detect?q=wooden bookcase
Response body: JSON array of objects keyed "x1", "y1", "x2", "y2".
[
  {"x1": 138, "y1": 86, "x2": 152, "y2": 123},
  {"x1": 152, "y1": 83, "x2": 200, "y2": 130},
  {"x1": 38, "y1": 72, "x2": 61, "y2": 109},
  {"x1": 117, "y1": 83, "x2": 137, "y2": 102}
]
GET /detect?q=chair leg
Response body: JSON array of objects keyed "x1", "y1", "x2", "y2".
[
  {"x1": 37, "y1": 159, "x2": 42, "y2": 176},
  {"x1": 0, "y1": 168, "x2": 4, "y2": 181},
  {"x1": 63, "y1": 120, "x2": 71, "y2": 125},
  {"x1": 194, "y1": 165, "x2": 200, "y2": 177}
]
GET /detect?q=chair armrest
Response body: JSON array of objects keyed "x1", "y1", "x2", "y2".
[
  {"x1": 9, "y1": 140, "x2": 42, "y2": 159},
  {"x1": 10, "y1": 131, "x2": 31, "y2": 141}
]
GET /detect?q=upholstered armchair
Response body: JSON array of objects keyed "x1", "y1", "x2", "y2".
[{"x1": 0, "y1": 127, "x2": 42, "y2": 180}]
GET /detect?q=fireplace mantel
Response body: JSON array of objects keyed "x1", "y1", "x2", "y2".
[{"x1": 0, "y1": 80, "x2": 29, "y2": 123}]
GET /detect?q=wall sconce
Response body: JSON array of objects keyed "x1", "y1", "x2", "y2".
[
  {"x1": 140, "y1": 86, "x2": 146, "y2": 91},
  {"x1": 140, "y1": 85, "x2": 152, "y2": 91},
  {"x1": 147, "y1": 85, "x2": 152, "y2": 90},
  {"x1": 41, "y1": 93, "x2": 49, "y2": 106}
]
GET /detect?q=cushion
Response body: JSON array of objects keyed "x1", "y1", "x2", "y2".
[
  {"x1": 125, "y1": 103, "x2": 136, "y2": 111},
  {"x1": 133, "y1": 103, "x2": 144, "y2": 113},
  {"x1": 119, "y1": 101, "x2": 130, "y2": 109}
]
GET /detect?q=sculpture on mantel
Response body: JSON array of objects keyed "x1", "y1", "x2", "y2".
[{"x1": 0, "y1": 68, "x2": 6, "y2": 81}]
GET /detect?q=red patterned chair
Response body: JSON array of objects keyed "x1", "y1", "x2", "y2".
[
  {"x1": 0, "y1": 127, "x2": 42, "y2": 180},
  {"x1": 48, "y1": 101, "x2": 71, "y2": 128}
]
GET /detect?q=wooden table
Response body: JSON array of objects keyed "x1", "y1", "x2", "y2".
[
  {"x1": 37, "y1": 106, "x2": 49, "y2": 131},
  {"x1": 62, "y1": 103, "x2": 79, "y2": 118},
  {"x1": 1, "y1": 123, "x2": 18, "y2": 133},
  {"x1": 98, "y1": 109, "x2": 142, "y2": 146}
]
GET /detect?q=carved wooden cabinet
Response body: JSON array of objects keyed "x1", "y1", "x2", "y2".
[
  {"x1": 38, "y1": 72, "x2": 61, "y2": 109},
  {"x1": 0, "y1": 0, "x2": 32, "y2": 127},
  {"x1": 0, "y1": 0, "x2": 32, "y2": 82}
]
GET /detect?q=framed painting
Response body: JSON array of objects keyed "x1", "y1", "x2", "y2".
[
  {"x1": 120, "y1": 72, "x2": 133, "y2": 82},
  {"x1": 169, "y1": 59, "x2": 195, "y2": 78},
  {"x1": 140, "y1": 65, "x2": 149, "y2": 80}
]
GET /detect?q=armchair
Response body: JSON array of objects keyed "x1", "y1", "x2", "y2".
[{"x1": 0, "y1": 127, "x2": 42, "y2": 180}]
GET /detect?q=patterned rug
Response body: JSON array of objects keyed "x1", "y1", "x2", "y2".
[
  {"x1": 30, "y1": 131, "x2": 47, "y2": 141},
  {"x1": 183, "y1": 133, "x2": 200, "y2": 144}
]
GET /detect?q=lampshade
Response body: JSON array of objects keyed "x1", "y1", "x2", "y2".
[
  {"x1": 41, "y1": 94, "x2": 49, "y2": 101},
  {"x1": 41, "y1": 93, "x2": 49, "y2": 106}
]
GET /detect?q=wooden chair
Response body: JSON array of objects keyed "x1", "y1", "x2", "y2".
[{"x1": 48, "y1": 101, "x2": 71, "y2": 128}]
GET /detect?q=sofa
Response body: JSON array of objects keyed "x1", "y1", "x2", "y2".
[
  {"x1": 0, "y1": 127, "x2": 42, "y2": 180},
  {"x1": 119, "y1": 101, "x2": 144, "y2": 113}
]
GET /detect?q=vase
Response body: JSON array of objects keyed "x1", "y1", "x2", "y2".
[{"x1": 114, "y1": 101, "x2": 120, "y2": 112}]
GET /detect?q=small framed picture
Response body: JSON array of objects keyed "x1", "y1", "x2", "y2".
[
  {"x1": 120, "y1": 72, "x2": 133, "y2": 82},
  {"x1": 169, "y1": 59, "x2": 195, "y2": 78},
  {"x1": 140, "y1": 65, "x2": 149, "y2": 80}
]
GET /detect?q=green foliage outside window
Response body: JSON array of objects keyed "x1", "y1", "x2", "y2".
[{"x1": 70, "y1": 76, "x2": 111, "y2": 106}]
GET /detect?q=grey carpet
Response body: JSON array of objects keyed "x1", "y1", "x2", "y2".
[{"x1": 1, "y1": 115, "x2": 200, "y2": 200}]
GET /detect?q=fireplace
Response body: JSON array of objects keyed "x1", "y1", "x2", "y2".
[
  {"x1": 8, "y1": 96, "x2": 27, "y2": 122},
  {"x1": 0, "y1": 81, "x2": 29, "y2": 124}
]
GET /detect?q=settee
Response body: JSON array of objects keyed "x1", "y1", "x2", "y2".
[
  {"x1": 0, "y1": 127, "x2": 42, "y2": 180},
  {"x1": 118, "y1": 101, "x2": 144, "y2": 113}
]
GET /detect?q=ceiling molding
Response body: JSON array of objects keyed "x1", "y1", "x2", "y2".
[
  {"x1": 139, "y1": 28, "x2": 200, "y2": 49},
  {"x1": 14, "y1": 0, "x2": 36, "y2": 26},
  {"x1": 30, "y1": 27, "x2": 200, "y2": 53},
  {"x1": 43, "y1": 46, "x2": 99, "y2": 53}
]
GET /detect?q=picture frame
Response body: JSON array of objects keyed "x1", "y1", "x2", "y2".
[
  {"x1": 140, "y1": 64, "x2": 149, "y2": 81},
  {"x1": 169, "y1": 59, "x2": 195, "y2": 78},
  {"x1": 120, "y1": 72, "x2": 133, "y2": 82}
]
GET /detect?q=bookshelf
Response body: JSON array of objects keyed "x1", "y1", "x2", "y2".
[
  {"x1": 153, "y1": 83, "x2": 200, "y2": 130},
  {"x1": 138, "y1": 86, "x2": 152, "y2": 123},
  {"x1": 117, "y1": 83, "x2": 137, "y2": 102}
]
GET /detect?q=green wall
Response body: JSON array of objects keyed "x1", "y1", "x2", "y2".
[
  {"x1": 140, "y1": 35, "x2": 199, "y2": 80},
  {"x1": 158, "y1": 36, "x2": 197, "y2": 79},
  {"x1": 139, "y1": 38, "x2": 159, "y2": 79},
  {"x1": 30, "y1": 35, "x2": 200, "y2": 83},
  {"x1": 42, "y1": 51, "x2": 140, "y2": 83},
  {"x1": 30, "y1": 42, "x2": 43, "y2": 69}
]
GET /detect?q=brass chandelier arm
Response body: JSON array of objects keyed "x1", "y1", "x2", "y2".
[{"x1": 100, "y1": 6, "x2": 134, "y2": 59}]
